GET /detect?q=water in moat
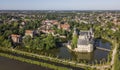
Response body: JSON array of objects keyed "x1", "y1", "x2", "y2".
[
  {"x1": 50, "y1": 39, "x2": 111, "y2": 64},
  {"x1": 0, "y1": 56, "x2": 52, "y2": 70}
]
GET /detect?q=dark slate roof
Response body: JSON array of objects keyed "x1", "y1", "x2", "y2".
[
  {"x1": 77, "y1": 38, "x2": 89, "y2": 45},
  {"x1": 77, "y1": 30, "x2": 93, "y2": 46},
  {"x1": 80, "y1": 31, "x2": 89, "y2": 36}
]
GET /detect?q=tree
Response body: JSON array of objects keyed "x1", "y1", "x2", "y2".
[
  {"x1": 0, "y1": 36, "x2": 11, "y2": 47},
  {"x1": 19, "y1": 28, "x2": 25, "y2": 36},
  {"x1": 23, "y1": 36, "x2": 32, "y2": 48},
  {"x1": 3, "y1": 30, "x2": 12, "y2": 38},
  {"x1": 44, "y1": 34, "x2": 56, "y2": 50},
  {"x1": 71, "y1": 34, "x2": 78, "y2": 49},
  {"x1": 2, "y1": 40, "x2": 12, "y2": 48}
]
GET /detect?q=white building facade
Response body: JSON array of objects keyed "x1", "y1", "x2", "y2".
[{"x1": 75, "y1": 28, "x2": 94, "y2": 52}]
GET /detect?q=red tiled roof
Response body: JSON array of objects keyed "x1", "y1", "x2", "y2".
[
  {"x1": 25, "y1": 30, "x2": 33, "y2": 33},
  {"x1": 43, "y1": 20, "x2": 59, "y2": 25},
  {"x1": 60, "y1": 23, "x2": 70, "y2": 29},
  {"x1": 11, "y1": 34, "x2": 20, "y2": 37}
]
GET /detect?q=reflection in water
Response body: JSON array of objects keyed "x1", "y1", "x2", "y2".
[
  {"x1": 57, "y1": 46, "x2": 72, "y2": 59},
  {"x1": 74, "y1": 52, "x2": 93, "y2": 61}
]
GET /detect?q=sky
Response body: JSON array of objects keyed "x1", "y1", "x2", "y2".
[{"x1": 0, "y1": 0, "x2": 120, "y2": 10}]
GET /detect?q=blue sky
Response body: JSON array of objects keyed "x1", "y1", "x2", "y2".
[{"x1": 0, "y1": 0, "x2": 120, "y2": 10}]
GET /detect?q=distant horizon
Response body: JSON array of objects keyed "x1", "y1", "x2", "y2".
[
  {"x1": 0, "y1": 0, "x2": 120, "y2": 10},
  {"x1": 0, "y1": 9, "x2": 120, "y2": 11}
]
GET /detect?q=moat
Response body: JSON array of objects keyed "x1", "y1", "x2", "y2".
[
  {"x1": 0, "y1": 38, "x2": 111, "y2": 70},
  {"x1": 46, "y1": 38, "x2": 111, "y2": 64}
]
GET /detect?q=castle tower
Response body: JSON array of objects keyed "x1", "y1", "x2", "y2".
[
  {"x1": 90, "y1": 28, "x2": 93, "y2": 34},
  {"x1": 89, "y1": 28, "x2": 94, "y2": 38},
  {"x1": 73, "y1": 27, "x2": 78, "y2": 37}
]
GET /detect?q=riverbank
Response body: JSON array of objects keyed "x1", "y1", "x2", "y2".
[
  {"x1": 0, "y1": 52, "x2": 70, "y2": 70},
  {"x1": 0, "y1": 47, "x2": 85, "y2": 70}
]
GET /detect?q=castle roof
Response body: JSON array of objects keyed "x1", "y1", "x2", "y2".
[
  {"x1": 78, "y1": 38, "x2": 89, "y2": 45},
  {"x1": 77, "y1": 29, "x2": 93, "y2": 46}
]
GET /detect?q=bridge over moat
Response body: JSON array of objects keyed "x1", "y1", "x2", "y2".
[{"x1": 96, "y1": 47, "x2": 111, "y2": 52}]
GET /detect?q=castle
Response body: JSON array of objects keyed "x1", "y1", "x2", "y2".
[{"x1": 73, "y1": 28, "x2": 94, "y2": 52}]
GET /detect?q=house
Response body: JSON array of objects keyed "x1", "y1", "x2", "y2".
[
  {"x1": 41, "y1": 29, "x2": 55, "y2": 35},
  {"x1": 58, "y1": 23, "x2": 70, "y2": 31},
  {"x1": 74, "y1": 28, "x2": 94, "y2": 52},
  {"x1": 11, "y1": 34, "x2": 21, "y2": 43},
  {"x1": 113, "y1": 18, "x2": 120, "y2": 25},
  {"x1": 43, "y1": 20, "x2": 59, "y2": 25},
  {"x1": 41, "y1": 20, "x2": 59, "y2": 30},
  {"x1": 25, "y1": 30, "x2": 34, "y2": 38},
  {"x1": 111, "y1": 27, "x2": 118, "y2": 32}
]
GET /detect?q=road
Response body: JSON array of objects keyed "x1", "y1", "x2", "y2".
[{"x1": 111, "y1": 41, "x2": 117, "y2": 70}]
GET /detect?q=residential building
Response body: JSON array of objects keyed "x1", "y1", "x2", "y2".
[
  {"x1": 113, "y1": 18, "x2": 120, "y2": 25},
  {"x1": 25, "y1": 30, "x2": 34, "y2": 38},
  {"x1": 41, "y1": 29, "x2": 55, "y2": 35},
  {"x1": 42, "y1": 20, "x2": 59, "y2": 25},
  {"x1": 11, "y1": 34, "x2": 21, "y2": 43},
  {"x1": 58, "y1": 23, "x2": 70, "y2": 31}
]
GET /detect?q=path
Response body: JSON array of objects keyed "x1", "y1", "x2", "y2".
[{"x1": 111, "y1": 41, "x2": 117, "y2": 70}]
